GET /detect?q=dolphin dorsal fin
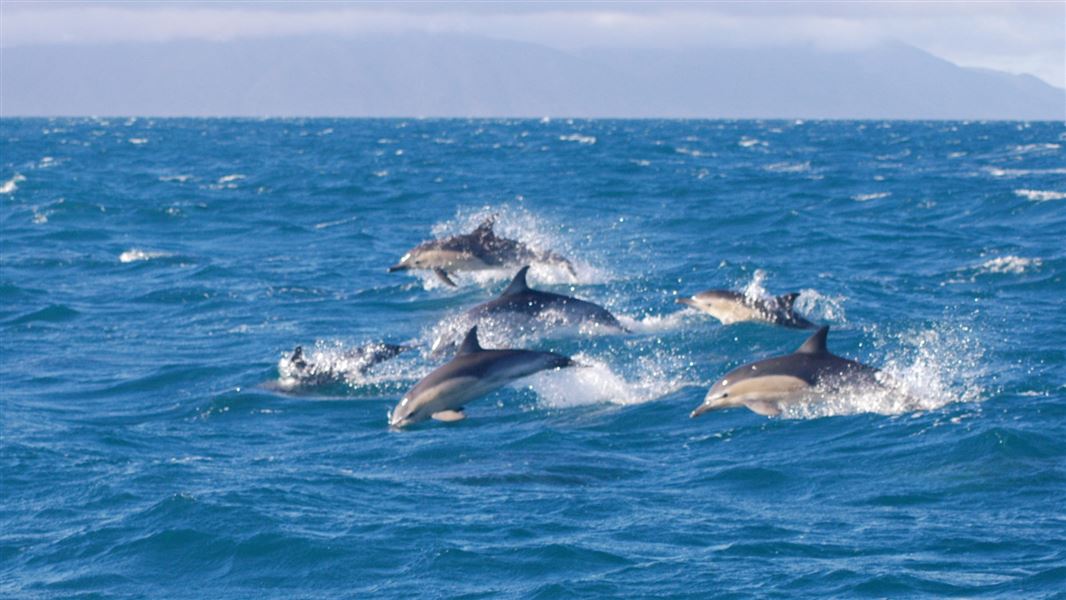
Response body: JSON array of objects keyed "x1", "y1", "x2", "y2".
[
  {"x1": 501, "y1": 266, "x2": 531, "y2": 296},
  {"x1": 457, "y1": 326, "x2": 483, "y2": 355},
  {"x1": 473, "y1": 215, "x2": 496, "y2": 236},
  {"x1": 777, "y1": 292, "x2": 800, "y2": 311},
  {"x1": 796, "y1": 326, "x2": 830, "y2": 355}
]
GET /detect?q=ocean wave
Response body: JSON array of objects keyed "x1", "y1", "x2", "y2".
[
  {"x1": 1014, "y1": 189, "x2": 1065, "y2": 202},
  {"x1": 128, "y1": 138, "x2": 148, "y2": 145},
  {"x1": 1011, "y1": 143, "x2": 1060, "y2": 155},
  {"x1": 159, "y1": 174, "x2": 192, "y2": 183},
  {"x1": 764, "y1": 161, "x2": 810, "y2": 173},
  {"x1": 983, "y1": 166, "x2": 1066, "y2": 178},
  {"x1": 206, "y1": 174, "x2": 246, "y2": 189},
  {"x1": 852, "y1": 192, "x2": 891, "y2": 202},
  {"x1": 559, "y1": 133, "x2": 596, "y2": 145},
  {"x1": 119, "y1": 249, "x2": 172, "y2": 263}
]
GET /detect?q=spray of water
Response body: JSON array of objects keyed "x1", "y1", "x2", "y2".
[
  {"x1": 777, "y1": 321, "x2": 985, "y2": 419},
  {"x1": 412, "y1": 204, "x2": 610, "y2": 290}
]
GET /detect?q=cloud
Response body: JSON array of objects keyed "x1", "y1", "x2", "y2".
[{"x1": 2, "y1": 2, "x2": 1063, "y2": 86}]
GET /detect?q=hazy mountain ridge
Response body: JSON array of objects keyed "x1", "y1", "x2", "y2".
[{"x1": 3, "y1": 33, "x2": 1063, "y2": 119}]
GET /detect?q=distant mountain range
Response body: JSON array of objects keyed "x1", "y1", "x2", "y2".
[{"x1": 3, "y1": 33, "x2": 1063, "y2": 119}]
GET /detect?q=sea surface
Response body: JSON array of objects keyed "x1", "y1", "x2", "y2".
[{"x1": 2, "y1": 118, "x2": 1065, "y2": 598}]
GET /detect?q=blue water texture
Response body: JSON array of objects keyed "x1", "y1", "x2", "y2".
[{"x1": 3, "y1": 118, "x2": 1065, "y2": 598}]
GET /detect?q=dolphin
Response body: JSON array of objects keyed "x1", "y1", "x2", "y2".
[
  {"x1": 277, "y1": 342, "x2": 408, "y2": 389},
  {"x1": 388, "y1": 216, "x2": 577, "y2": 286},
  {"x1": 430, "y1": 266, "x2": 627, "y2": 356},
  {"x1": 677, "y1": 289, "x2": 816, "y2": 329},
  {"x1": 389, "y1": 326, "x2": 574, "y2": 428},
  {"x1": 691, "y1": 326, "x2": 879, "y2": 417}
]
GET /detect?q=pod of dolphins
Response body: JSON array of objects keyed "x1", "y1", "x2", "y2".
[{"x1": 280, "y1": 218, "x2": 886, "y2": 429}]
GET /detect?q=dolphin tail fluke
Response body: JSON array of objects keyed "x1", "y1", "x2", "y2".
[{"x1": 433, "y1": 268, "x2": 458, "y2": 287}]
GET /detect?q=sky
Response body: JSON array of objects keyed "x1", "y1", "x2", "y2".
[{"x1": 2, "y1": 1, "x2": 1064, "y2": 88}]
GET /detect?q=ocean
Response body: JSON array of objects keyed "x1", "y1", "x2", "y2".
[{"x1": 2, "y1": 118, "x2": 1064, "y2": 598}]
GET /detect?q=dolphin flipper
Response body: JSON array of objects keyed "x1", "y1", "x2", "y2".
[
  {"x1": 433, "y1": 268, "x2": 458, "y2": 287},
  {"x1": 431, "y1": 409, "x2": 466, "y2": 422}
]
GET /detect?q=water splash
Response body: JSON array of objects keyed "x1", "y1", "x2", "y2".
[
  {"x1": 272, "y1": 340, "x2": 419, "y2": 394},
  {"x1": 525, "y1": 352, "x2": 696, "y2": 408},
  {"x1": 779, "y1": 322, "x2": 985, "y2": 419},
  {"x1": 0, "y1": 173, "x2": 26, "y2": 194},
  {"x1": 416, "y1": 204, "x2": 609, "y2": 290}
]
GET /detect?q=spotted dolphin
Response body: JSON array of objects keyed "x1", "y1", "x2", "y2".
[
  {"x1": 677, "y1": 289, "x2": 816, "y2": 329},
  {"x1": 691, "y1": 326, "x2": 879, "y2": 417},
  {"x1": 388, "y1": 216, "x2": 576, "y2": 286},
  {"x1": 431, "y1": 266, "x2": 626, "y2": 356},
  {"x1": 389, "y1": 326, "x2": 574, "y2": 428}
]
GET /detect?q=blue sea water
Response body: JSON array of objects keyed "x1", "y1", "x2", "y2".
[{"x1": 2, "y1": 118, "x2": 1065, "y2": 598}]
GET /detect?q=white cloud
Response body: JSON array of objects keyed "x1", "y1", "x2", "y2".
[{"x1": 2, "y1": 2, "x2": 1063, "y2": 86}]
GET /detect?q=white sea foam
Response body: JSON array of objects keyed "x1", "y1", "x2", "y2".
[
  {"x1": 207, "y1": 174, "x2": 246, "y2": 190},
  {"x1": 983, "y1": 166, "x2": 1066, "y2": 178},
  {"x1": 618, "y1": 310, "x2": 701, "y2": 334},
  {"x1": 0, "y1": 173, "x2": 25, "y2": 194},
  {"x1": 945, "y1": 255, "x2": 1043, "y2": 284},
  {"x1": 852, "y1": 192, "x2": 891, "y2": 202},
  {"x1": 975, "y1": 256, "x2": 1042, "y2": 275},
  {"x1": 1012, "y1": 143, "x2": 1060, "y2": 155},
  {"x1": 159, "y1": 174, "x2": 192, "y2": 183},
  {"x1": 559, "y1": 133, "x2": 597, "y2": 145},
  {"x1": 779, "y1": 323, "x2": 985, "y2": 419},
  {"x1": 764, "y1": 161, "x2": 810, "y2": 173},
  {"x1": 119, "y1": 249, "x2": 171, "y2": 263},
  {"x1": 526, "y1": 352, "x2": 695, "y2": 408},
  {"x1": 1014, "y1": 189, "x2": 1065, "y2": 202},
  {"x1": 128, "y1": 138, "x2": 148, "y2": 145}
]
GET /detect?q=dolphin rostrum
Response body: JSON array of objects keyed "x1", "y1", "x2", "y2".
[
  {"x1": 691, "y1": 326, "x2": 879, "y2": 417},
  {"x1": 389, "y1": 326, "x2": 574, "y2": 428},
  {"x1": 388, "y1": 216, "x2": 577, "y2": 286},
  {"x1": 677, "y1": 289, "x2": 816, "y2": 329}
]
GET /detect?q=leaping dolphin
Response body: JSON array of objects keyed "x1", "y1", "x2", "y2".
[
  {"x1": 388, "y1": 216, "x2": 577, "y2": 286},
  {"x1": 691, "y1": 326, "x2": 879, "y2": 417},
  {"x1": 677, "y1": 289, "x2": 816, "y2": 329},
  {"x1": 389, "y1": 326, "x2": 574, "y2": 428},
  {"x1": 431, "y1": 266, "x2": 626, "y2": 356}
]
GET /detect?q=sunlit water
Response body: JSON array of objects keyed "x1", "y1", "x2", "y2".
[{"x1": 3, "y1": 118, "x2": 1064, "y2": 597}]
